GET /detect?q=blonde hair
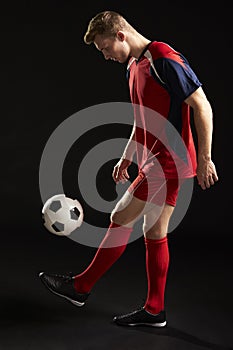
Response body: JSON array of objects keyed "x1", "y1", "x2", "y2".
[{"x1": 84, "y1": 11, "x2": 130, "y2": 45}]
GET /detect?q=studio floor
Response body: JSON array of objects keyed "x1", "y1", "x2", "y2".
[{"x1": 0, "y1": 226, "x2": 232, "y2": 350}]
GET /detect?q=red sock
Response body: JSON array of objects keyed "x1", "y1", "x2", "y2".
[
  {"x1": 74, "y1": 222, "x2": 132, "y2": 293},
  {"x1": 144, "y1": 237, "x2": 169, "y2": 314}
]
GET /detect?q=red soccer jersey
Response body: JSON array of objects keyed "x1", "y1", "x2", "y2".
[{"x1": 127, "y1": 41, "x2": 201, "y2": 179}]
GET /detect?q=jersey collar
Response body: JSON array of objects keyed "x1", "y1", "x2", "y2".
[{"x1": 137, "y1": 41, "x2": 153, "y2": 62}]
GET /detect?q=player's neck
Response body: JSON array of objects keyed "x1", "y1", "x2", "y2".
[{"x1": 129, "y1": 33, "x2": 151, "y2": 59}]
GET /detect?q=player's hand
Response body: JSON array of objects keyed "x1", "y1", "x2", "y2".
[
  {"x1": 196, "y1": 158, "x2": 218, "y2": 190},
  {"x1": 112, "y1": 158, "x2": 132, "y2": 184}
]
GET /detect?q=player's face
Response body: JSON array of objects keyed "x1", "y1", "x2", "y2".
[{"x1": 94, "y1": 33, "x2": 130, "y2": 63}]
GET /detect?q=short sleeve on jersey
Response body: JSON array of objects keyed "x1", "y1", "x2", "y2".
[{"x1": 154, "y1": 57, "x2": 202, "y2": 100}]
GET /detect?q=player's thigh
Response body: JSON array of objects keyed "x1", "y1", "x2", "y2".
[
  {"x1": 111, "y1": 190, "x2": 158, "y2": 227},
  {"x1": 143, "y1": 203, "x2": 175, "y2": 239}
]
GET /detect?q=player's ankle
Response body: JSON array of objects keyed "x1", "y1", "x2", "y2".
[
  {"x1": 144, "y1": 306, "x2": 163, "y2": 315},
  {"x1": 73, "y1": 277, "x2": 90, "y2": 294}
]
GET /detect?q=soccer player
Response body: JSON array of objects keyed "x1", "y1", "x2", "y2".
[{"x1": 39, "y1": 11, "x2": 218, "y2": 327}]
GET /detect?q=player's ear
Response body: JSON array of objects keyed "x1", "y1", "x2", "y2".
[{"x1": 116, "y1": 31, "x2": 125, "y2": 41}]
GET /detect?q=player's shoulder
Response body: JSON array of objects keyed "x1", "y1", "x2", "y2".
[{"x1": 148, "y1": 41, "x2": 178, "y2": 59}]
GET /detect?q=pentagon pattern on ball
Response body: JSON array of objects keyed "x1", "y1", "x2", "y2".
[
  {"x1": 70, "y1": 207, "x2": 80, "y2": 220},
  {"x1": 52, "y1": 221, "x2": 64, "y2": 232},
  {"x1": 49, "y1": 200, "x2": 62, "y2": 212}
]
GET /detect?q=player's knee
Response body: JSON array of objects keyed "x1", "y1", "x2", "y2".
[
  {"x1": 110, "y1": 210, "x2": 127, "y2": 225},
  {"x1": 143, "y1": 222, "x2": 166, "y2": 239},
  {"x1": 110, "y1": 210, "x2": 133, "y2": 227}
]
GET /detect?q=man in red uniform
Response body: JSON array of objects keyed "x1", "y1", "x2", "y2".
[{"x1": 39, "y1": 11, "x2": 218, "y2": 327}]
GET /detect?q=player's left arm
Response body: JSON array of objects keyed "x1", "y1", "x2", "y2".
[{"x1": 185, "y1": 86, "x2": 219, "y2": 190}]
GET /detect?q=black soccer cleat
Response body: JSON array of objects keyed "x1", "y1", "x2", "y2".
[
  {"x1": 39, "y1": 272, "x2": 89, "y2": 306},
  {"x1": 113, "y1": 307, "x2": 166, "y2": 327}
]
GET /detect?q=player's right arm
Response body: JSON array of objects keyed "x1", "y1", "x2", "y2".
[
  {"x1": 185, "y1": 87, "x2": 218, "y2": 189},
  {"x1": 112, "y1": 121, "x2": 136, "y2": 184}
]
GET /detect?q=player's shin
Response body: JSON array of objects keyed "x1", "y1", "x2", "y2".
[
  {"x1": 73, "y1": 222, "x2": 132, "y2": 293},
  {"x1": 144, "y1": 237, "x2": 169, "y2": 314}
]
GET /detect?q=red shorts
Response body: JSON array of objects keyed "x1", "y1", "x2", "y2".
[{"x1": 128, "y1": 171, "x2": 181, "y2": 207}]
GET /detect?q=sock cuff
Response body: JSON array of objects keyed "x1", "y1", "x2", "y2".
[
  {"x1": 144, "y1": 236, "x2": 167, "y2": 245},
  {"x1": 109, "y1": 222, "x2": 121, "y2": 229},
  {"x1": 109, "y1": 222, "x2": 133, "y2": 232}
]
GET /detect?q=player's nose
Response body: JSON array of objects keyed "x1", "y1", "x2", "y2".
[{"x1": 102, "y1": 51, "x2": 110, "y2": 60}]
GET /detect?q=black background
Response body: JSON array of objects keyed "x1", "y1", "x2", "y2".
[{"x1": 1, "y1": 1, "x2": 233, "y2": 349}]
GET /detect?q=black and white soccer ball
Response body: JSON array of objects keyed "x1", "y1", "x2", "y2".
[{"x1": 42, "y1": 194, "x2": 84, "y2": 236}]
